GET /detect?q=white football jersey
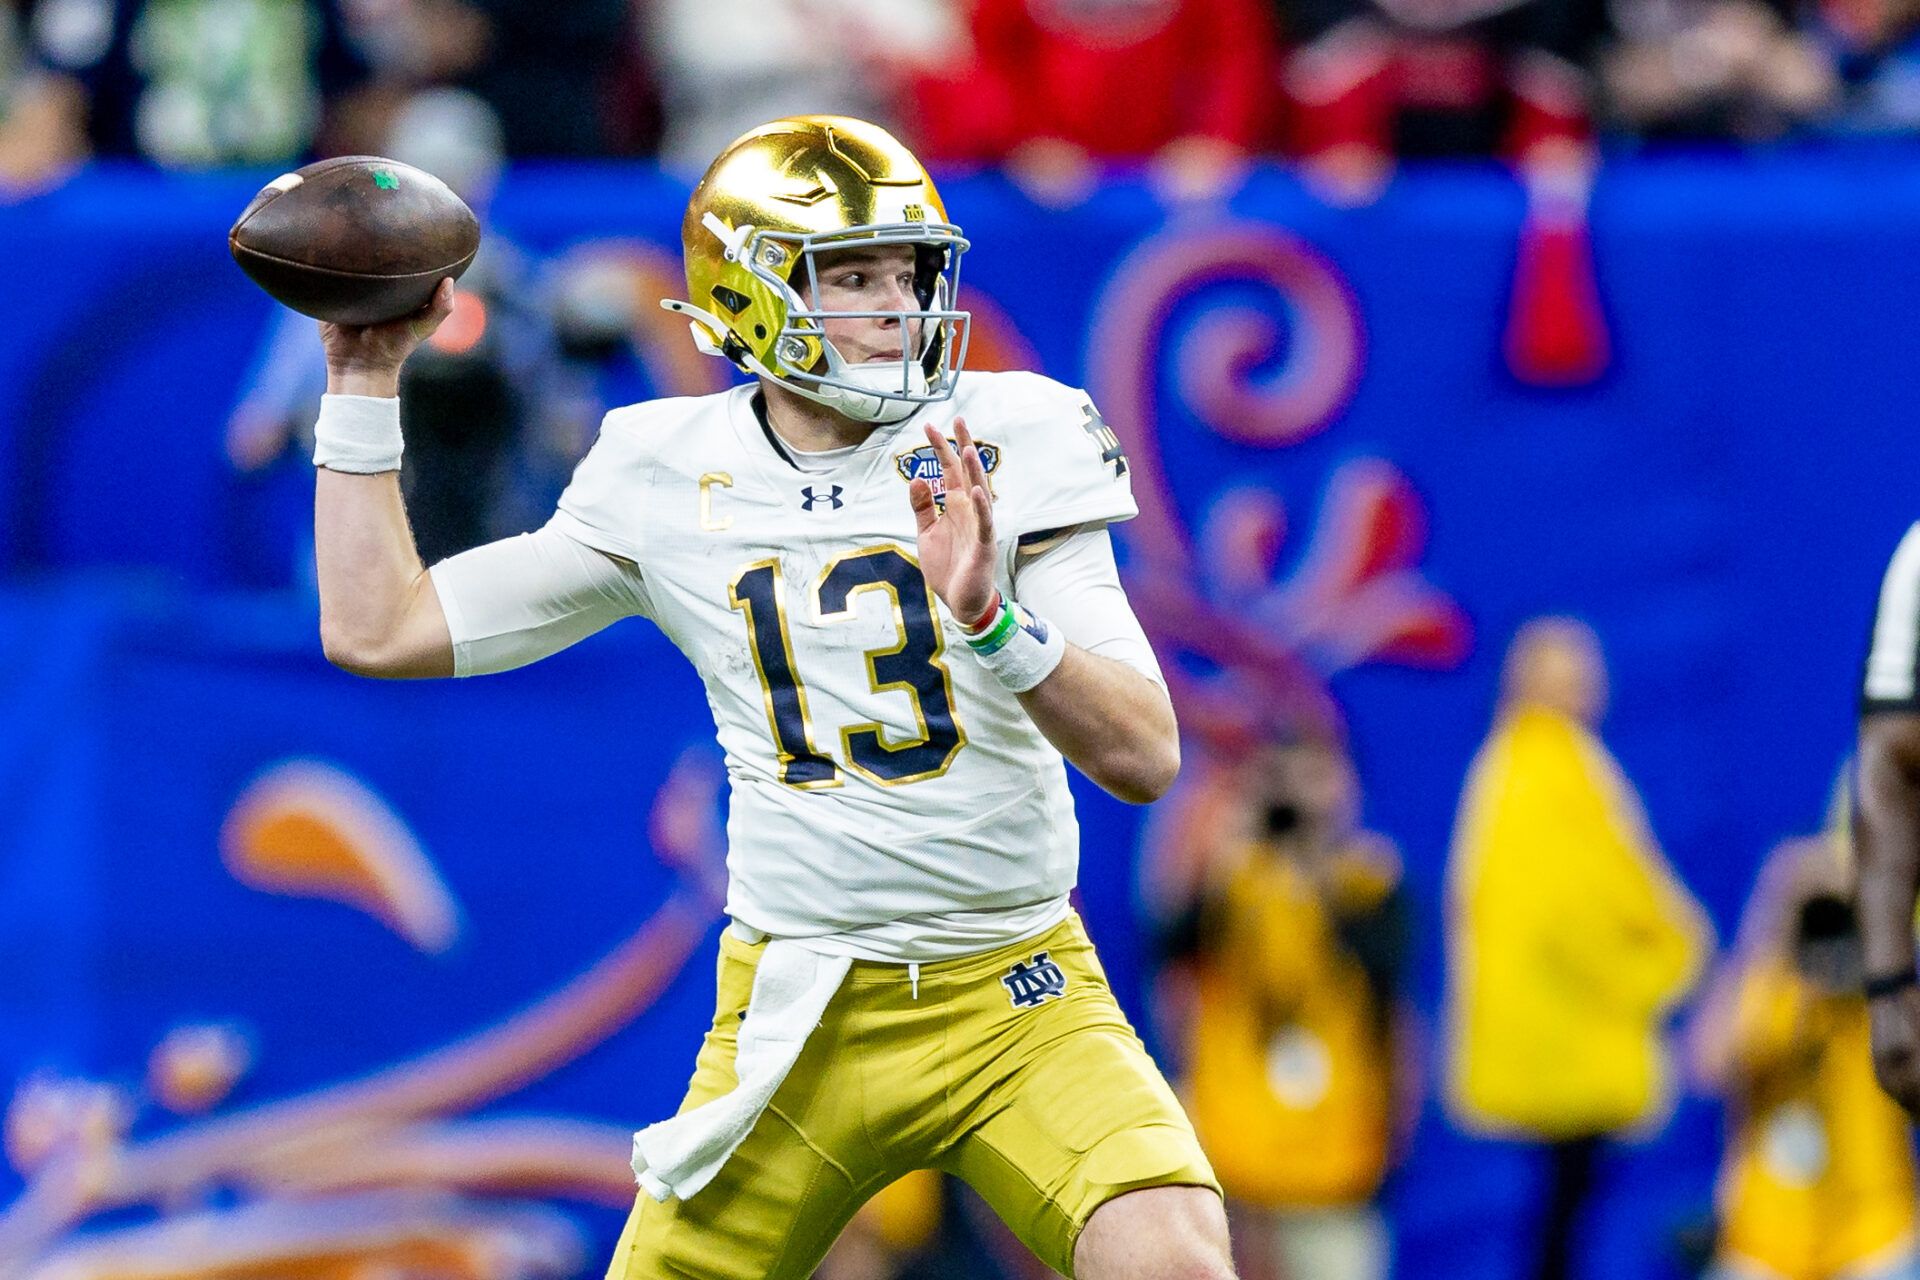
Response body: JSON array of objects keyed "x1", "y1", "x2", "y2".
[{"x1": 550, "y1": 371, "x2": 1139, "y2": 939}]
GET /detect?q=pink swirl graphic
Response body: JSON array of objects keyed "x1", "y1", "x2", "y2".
[
  {"x1": 1087, "y1": 221, "x2": 1366, "y2": 568},
  {"x1": 1084, "y1": 218, "x2": 1466, "y2": 751},
  {"x1": 1094, "y1": 220, "x2": 1471, "y2": 982}
]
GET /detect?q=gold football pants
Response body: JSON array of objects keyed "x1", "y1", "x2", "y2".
[{"x1": 605, "y1": 912, "x2": 1219, "y2": 1279}]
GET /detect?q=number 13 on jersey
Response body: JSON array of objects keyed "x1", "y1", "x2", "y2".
[{"x1": 728, "y1": 546, "x2": 966, "y2": 789}]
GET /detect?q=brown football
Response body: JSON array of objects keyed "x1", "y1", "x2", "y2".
[{"x1": 229, "y1": 155, "x2": 481, "y2": 326}]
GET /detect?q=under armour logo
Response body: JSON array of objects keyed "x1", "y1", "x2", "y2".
[
  {"x1": 800, "y1": 485, "x2": 844, "y2": 511},
  {"x1": 1001, "y1": 951, "x2": 1068, "y2": 1010}
]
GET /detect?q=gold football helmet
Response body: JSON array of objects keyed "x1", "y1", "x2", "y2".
[{"x1": 662, "y1": 116, "x2": 971, "y2": 424}]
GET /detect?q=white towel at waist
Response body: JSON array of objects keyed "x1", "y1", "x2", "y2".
[{"x1": 631, "y1": 938, "x2": 852, "y2": 1202}]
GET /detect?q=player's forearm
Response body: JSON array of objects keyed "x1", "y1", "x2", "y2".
[
  {"x1": 1016, "y1": 645, "x2": 1180, "y2": 804},
  {"x1": 1856, "y1": 718, "x2": 1920, "y2": 977},
  {"x1": 314, "y1": 466, "x2": 453, "y2": 678}
]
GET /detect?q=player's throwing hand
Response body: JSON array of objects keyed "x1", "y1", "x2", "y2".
[
  {"x1": 319, "y1": 277, "x2": 456, "y2": 389},
  {"x1": 910, "y1": 417, "x2": 997, "y2": 625}
]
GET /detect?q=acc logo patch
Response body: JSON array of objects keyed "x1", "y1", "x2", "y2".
[
  {"x1": 896, "y1": 440, "x2": 1000, "y2": 508},
  {"x1": 1001, "y1": 951, "x2": 1068, "y2": 1009}
]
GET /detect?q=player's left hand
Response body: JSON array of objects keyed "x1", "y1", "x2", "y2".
[{"x1": 909, "y1": 418, "x2": 997, "y2": 626}]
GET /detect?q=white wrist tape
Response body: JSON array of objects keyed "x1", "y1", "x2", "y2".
[
  {"x1": 313, "y1": 394, "x2": 404, "y2": 474},
  {"x1": 964, "y1": 595, "x2": 1067, "y2": 693}
]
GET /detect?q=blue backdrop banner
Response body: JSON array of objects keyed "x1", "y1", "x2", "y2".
[{"x1": 7, "y1": 151, "x2": 1920, "y2": 1278}]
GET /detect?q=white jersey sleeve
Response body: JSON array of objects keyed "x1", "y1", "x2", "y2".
[
  {"x1": 428, "y1": 522, "x2": 651, "y2": 677},
  {"x1": 969, "y1": 372, "x2": 1137, "y2": 539},
  {"x1": 1013, "y1": 525, "x2": 1165, "y2": 687}
]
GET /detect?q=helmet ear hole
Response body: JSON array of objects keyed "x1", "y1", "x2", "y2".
[{"x1": 710, "y1": 285, "x2": 752, "y2": 315}]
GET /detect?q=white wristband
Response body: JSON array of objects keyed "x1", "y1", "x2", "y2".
[
  {"x1": 314, "y1": 394, "x2": 404, "y2": 474},
  {"x1": 964, "y1": 595, "x2": 1067, "y2": 693}
]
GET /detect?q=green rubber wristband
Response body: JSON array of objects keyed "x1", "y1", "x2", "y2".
[{"x1": 967, "y1": 603, "x2": 1020, "y2": 655}]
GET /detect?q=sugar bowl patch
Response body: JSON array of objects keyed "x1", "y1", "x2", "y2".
[{"x1": 896, "y1": 439, "x2": 1000, "y2": 507}]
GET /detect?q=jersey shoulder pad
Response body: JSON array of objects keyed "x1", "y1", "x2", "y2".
[
  {"x1": 552, "y1": 396, "x2": 706, "y2": 561},
  {"x1": 956, "y1": 371, "x2": 1136, "y2": 538}
]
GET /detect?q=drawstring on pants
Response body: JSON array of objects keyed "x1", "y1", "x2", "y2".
[{"x1": 908, "y1": 962, "x2": 920, "y2": 1000}]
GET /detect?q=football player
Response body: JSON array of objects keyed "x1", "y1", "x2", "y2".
[
  {"x1": 308, "y1": 116, "x2": 1235, "y2": 1279},
  {"x1": 1858, "y1": 524, "x2": 1920, "y2": 1116}
]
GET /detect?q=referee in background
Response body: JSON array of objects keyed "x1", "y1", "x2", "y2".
[{"x1": 1857, "y1": 525, "x2": 1920, "y2": 1112}]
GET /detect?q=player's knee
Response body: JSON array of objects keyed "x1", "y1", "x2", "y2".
[
  {"x1": 1151, "y1": 1246, "x2": 1236, "y2": 1280},
  {"x1": 1075, "y1": 1184, "x2": 1235, "y2": 1280},
  {"x1": 1183, "y1": 1258, "x2": 1237, "y2": 1280},
  {"x1": 1157, "y1": 1223, "x2": 1236, "y2": 1280},
  {"x1": 1081, "y1": 1238, "x2": 1236, "y2": 1280}
]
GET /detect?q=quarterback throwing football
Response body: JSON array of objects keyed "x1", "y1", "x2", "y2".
[{"x1": 310, "y1": 116, "x2": 1232, "y2": 1279}]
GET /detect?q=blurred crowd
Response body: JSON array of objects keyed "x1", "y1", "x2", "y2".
[
  {"x1": 1136, "y1": 617, "x2": 1905, "y2": 1280},
  {"x1": 1, "y1": 0, "x2": 1918, "y2": 204}
]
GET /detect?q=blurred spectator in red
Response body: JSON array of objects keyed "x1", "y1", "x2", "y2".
[
  {"x1": 1264, "y1": 0, "x2": 1620, "y2": 391},
  {"x1": 1693, "y1": 836, "x2": 1920, "y2": 1280},
  {"x1": 1274, "y1": 0, "x2": 1603, "y2": 202},
  {"x1": 1445, "y1": 617, "x2": 1712, "y2": 1280},
  {"x1": 909, "y1": 0, "x2": 1278, "y2": 204},
  {"x1": 1600, "y1": 0, "x2": 1837, "y2": 138},
  {"x1": 643, "y1": 0, "x2": 956, "y2": 174},
  {"x1": 1174, "y1": 736, "x2": 1413, "y2": 1280}
]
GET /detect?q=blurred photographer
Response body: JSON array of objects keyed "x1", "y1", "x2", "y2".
[
  {"x1": 1174, "y1": 736, "x2": 1414, "y2": 1280},
  {"x1": 1695, "y1": 836, "x2": 1918, "y2": 1280}
]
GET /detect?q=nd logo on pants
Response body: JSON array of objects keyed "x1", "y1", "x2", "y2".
[{"x1": 607, "y1": 914, "x2": 1219, "y2": 1279}]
